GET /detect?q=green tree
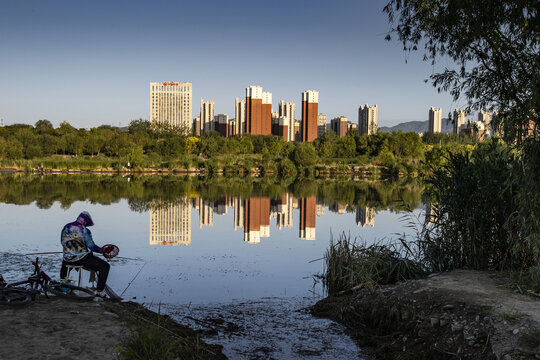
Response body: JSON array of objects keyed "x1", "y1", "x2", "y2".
[
  {"x1": 384, "y1": 0, "x2": 538, "y2": 143},
  {"x1": 128, "y1": 118, "x2": 151, "y2": 134},
  {"x1": 291, "y1": 143, "x2": 318, "y2": 167},
  {"x1": 35, "y1": 119, "x2": 54, "y2": 133},
  {"x1": 56, "y1": 121, "x2": 77, "y2": 137},
  {"x1": 5, "y1": 138, "x2": 23, "y2": 159},
  {"x1": 38, "y1": 134, "x2": 57, "y2": 157},
  {"x1": 335, "y1": 136, "x2": 357, "y2": 158}
]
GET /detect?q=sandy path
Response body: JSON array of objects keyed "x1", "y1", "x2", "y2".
[
  {"x1": 0, "y1": 296, "x2": 127, "y2": 360},
  {"x1": 425, "y1": 270, "x2": 540, "y2": 324}
]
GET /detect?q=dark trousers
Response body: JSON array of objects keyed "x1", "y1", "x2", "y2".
[{"x1": 60, "y1": 253, "x2": 110, "y2": 291}]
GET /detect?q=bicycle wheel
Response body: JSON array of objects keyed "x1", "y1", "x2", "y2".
[
  {"x1": 0, "y1": 288, "x2": 32, "y2": 306},
  {"x1": 45, "y1": 282, "x2": 95, "y2": 301}
]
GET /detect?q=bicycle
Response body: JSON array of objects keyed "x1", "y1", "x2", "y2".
[{"x1": 1, "y1": 257, "x2": 95, "y2": 304}]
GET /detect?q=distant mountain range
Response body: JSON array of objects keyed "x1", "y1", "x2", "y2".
[{"x1": 379, "y1": 119, "x2": 454, "y2": 133}]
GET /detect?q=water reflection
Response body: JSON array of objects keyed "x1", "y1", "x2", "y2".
[
  {"x1": 148, "y1": 194, "x2": 393, "y2": 246},
  {"x1": 149, "y1": 201, "x2": 192, "y2": 246},
  {"x1": 356, "y1": 207, "x2": 375, "y2": 228}
]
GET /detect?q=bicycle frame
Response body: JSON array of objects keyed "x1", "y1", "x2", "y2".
[{"x1": 7, "y1": 257, "x2": 52, "y2": 294}]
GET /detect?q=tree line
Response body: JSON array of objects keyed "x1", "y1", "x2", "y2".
[{"x1": 0, "y1": 118, "x2": 477, "y2": 169}]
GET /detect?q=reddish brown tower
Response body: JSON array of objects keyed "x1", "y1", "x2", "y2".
[
  {"x1": 299, "y1": 196, "x2": 316, "y2": 240},
  {"x1": 261, "y1": 92, "x2": 272, "y2": 136},
  {"x1": 246, "y1": 86, "x2": 263, "y2": 135},
  {"x1": 301, "y1": 90, "x2": 319, "y2": 142}
]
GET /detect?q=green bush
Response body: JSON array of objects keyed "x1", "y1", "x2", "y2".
[{"x1": 421, "y1": 138, "x2": 540, "y2": 291}]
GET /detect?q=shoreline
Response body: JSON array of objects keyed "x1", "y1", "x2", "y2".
[
  {"x1": 311, "y1": 270, "x2": 540, "y2": 360},
  {"x1": 0, "y1": 296, "x2": 226, "y2": 360}
]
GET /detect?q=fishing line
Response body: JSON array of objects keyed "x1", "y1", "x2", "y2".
[{"x1": 120, "y1": 261, "x2": 147, "y2": 297}]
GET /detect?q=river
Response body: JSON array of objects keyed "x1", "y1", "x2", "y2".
[{"x1": 0, "y1": 174, "x2": 424, "y2": 359}]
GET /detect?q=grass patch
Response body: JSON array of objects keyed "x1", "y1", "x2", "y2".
[
  {"x1": 106, "y1": 302, "x2": 225, "y2": 360},
  {"x1": 322, "y1": 233, "x2": 426, "y2": 295}
]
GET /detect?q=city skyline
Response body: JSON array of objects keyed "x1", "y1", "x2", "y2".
[{"x1": 0, "y1": 0, "x2": 459, "y2": 129}]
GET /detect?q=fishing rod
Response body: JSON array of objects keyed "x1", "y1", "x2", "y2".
[
  {"x1": 23, "y1": 251, "x2": 143, "y2": 262},
  {"x1": 120, "y1": 261, "x2": 147, "y2": 297}
]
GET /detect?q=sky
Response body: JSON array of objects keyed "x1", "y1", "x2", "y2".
[{"x1": 0, "y1": 0, "x2": 464, "y2": 129}]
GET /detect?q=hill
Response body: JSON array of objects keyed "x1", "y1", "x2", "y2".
[{"x1": 379, "y1": 119, "x2": 453, "y2": 133}]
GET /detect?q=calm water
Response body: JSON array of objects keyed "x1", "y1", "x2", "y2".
[{"x1": 0, "y1": 174, "x2": 424, "y2": 359}]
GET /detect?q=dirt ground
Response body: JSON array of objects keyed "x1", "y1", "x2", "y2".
[
  {"x1": 0, "y1": 296, "x2": 226, "y2": 360},
  {"x1": 0, "y1": 296, "x2": 126, "y2": 360},
  {"x1": 312, "y1": 270, "x2": 540, "y2": 360}
]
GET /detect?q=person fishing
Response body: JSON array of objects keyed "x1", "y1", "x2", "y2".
[{"x1": 60, "y1": 211, "x2": 110, "y2": 298}]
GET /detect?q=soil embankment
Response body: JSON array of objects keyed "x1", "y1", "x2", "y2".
[
  {"x1": 312, "y1": 270, "x2": 540, "y2": 360},
  {"x1": 0, "y1": 296, "x2": 226, "y2": 360}
]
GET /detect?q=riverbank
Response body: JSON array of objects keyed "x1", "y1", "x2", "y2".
[
  {"x1": 0, "y1": 296, "x2": 226, "y2": 360},
  {"x1": 0, "y1": 152, "x2": 421, "y2": 178},
  {"x1": 311, "y1": 270, "x2": 540, "y2": 360}
]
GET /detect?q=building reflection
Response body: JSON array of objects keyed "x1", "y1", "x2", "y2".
[
  {"x1": 299, "y1": 196, "x2": 316, "y2": 240},
  {"x1": 356, "y1": 207, "x2": 375, "y2": 228},
  {"x1": 148, "y1": 193, "x2": 384, "y2": 246},
  {"x1": 425, "y1": 202, "x2": 438, "y2": 225},
  {"x1": 198, "y1": 198, "x2": 214, "y2": 228},
  {"x1": 149, "y1": 199, "x2": 192, "y2": 246},
  {"x1": 272, "y1": 193, "x2": 293, "y2": 229},
  {"x1": 243, "y1": 197, "x2": 271, "y2": 244}
]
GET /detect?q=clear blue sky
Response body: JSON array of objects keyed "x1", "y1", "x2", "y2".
[{"x1": 0, "y1": 0, "x2": 463, "y2": 129}]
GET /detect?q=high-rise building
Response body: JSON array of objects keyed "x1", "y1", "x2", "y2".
[
  {"x1": 193, "y1": 116, "x2": 201, "y2": 136},
  {"x1": 215, "y1": 114, "x2": 229, "y2": 137},
  {"x1": 348, "y1": 122, "x2": 357, "y2": 133},
  {"x1": 279, "y1": 101, "x2": 296, "y2": 141},
  {"x1": 317, "y1": 113, "x2": 327, "y2": 137},
  {"x1": 331, "y1": 116, "x2": 348, "y2": 137},
  {"x1": 275, "y1": 116, "x2": 289, "y2": 141},
  {"x1": 261, "y1": 92, "x2": 272, "y2": 136},
  {"x1": 200, "y1": 99, "x2": 215, "y2": 133},
  {"x1": 301, "y1": 90, "x2": 319, "y2": 142},
  {"x1": 246, "y1": 86, "x2": 265, "y2": 135},
  {"x1": 358, "y1": 104, "x2": 378, "y2": 135},
  {"x1": 356, "y1": 207, "x2": 375, "y2": 228},
  {"x1": 150, "y1": 82, "x2": 192, "y2": 130},
  {"x1": 235, "y1": 98, "x2": 247, "y2": 135},
  {"x1": 453, "y1": 109, "x2": 466, "y2": 134},
  {"x1": 478, "y1": 110, "x2": 491, "y2": 136},
  {"x1": 429, "y1": 107, "x2": 442, "y2": 133},
  {"x1": 294, "y1": 120, "x2": 301, "y2": 141},
  {"x1": 149, "y1": 200, "x2": 191, "y2": 246},
  {"x1": 299, "y1": 196, "x2": 316, "y2": 240}
]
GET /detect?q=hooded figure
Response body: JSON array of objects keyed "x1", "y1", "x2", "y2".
[{"x1": 60, "y1": 211, "x2": 110, "y2": 296}]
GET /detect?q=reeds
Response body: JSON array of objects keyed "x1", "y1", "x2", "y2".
[{"x1": 323, "y1": 233, "x2": 426, "y2": 295}]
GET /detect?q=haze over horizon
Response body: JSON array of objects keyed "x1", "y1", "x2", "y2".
[{"x1": 1, "y1": 0, "x2": 465, "y2": 129}]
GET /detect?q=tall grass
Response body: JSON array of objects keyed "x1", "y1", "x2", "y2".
[
  {"x1": 420, "y1": 138, "x2": 540, "y2": 291},
  {"x1": 323, "y1": 233, "x2": 426, "y2": 295},
  {"x1": 322, "y1": 139, "x2": 540, "y2": 295}
]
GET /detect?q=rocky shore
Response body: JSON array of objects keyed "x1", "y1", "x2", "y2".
[{"x1": 311, "y1": 270, "x2": 540, "y2": 360}]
